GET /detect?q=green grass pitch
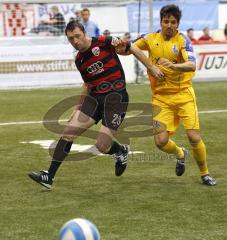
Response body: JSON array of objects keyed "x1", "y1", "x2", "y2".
[{"x1": 0, "y1": 81, "x2": 227, "y2": 240}]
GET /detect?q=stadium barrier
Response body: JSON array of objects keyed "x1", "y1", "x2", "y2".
[
  {"x1": 0, "y1": 1, "x2": 227, "y2": 89},
  {"x1": 0, "y1": 38, "x2": 227, "y2": 89},
  {"x1": 193, "y1": 41, "x2": 227, "y2": 81},
  {"x1": 0, "y1": 36, "x2": 136, "y2": 89}
]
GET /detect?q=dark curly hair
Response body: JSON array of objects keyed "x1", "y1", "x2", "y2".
[{"x1": 160, "y1": 4, "x2": 182, "y2": 23}]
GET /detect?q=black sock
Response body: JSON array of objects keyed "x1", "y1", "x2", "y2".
[
  {"x1": 48, "y1": 138, "x2": 72, "y2": 178},
  {"x1": 106, "y1": 141, "x2": 124, "y2": 155}
]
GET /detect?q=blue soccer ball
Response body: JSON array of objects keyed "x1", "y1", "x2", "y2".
[{"x1": 58, "y1": 218, "x2": 100, "y2": 240}]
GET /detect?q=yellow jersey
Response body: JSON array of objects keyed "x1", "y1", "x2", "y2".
[{"x1": 134, "y1": 31, "x2": 196, "y2": 94}]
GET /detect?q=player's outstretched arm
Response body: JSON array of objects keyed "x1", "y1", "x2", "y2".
[
  {"x1": 113, "y1": 40, "x2": 164, "y2": 81},
  {"x1": 129, "y1": 44, "x2": 165, "y2": 81}
]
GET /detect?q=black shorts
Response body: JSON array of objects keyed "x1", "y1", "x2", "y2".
[{"x1": 79, "y1": 90, "x2": 129, "y2": 131}]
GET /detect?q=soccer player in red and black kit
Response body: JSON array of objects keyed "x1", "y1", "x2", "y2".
[{"x1": 28, "y1": 21, "x2": 163, "y2": 189}]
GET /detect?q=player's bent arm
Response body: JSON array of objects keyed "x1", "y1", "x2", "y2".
[
  {"x1": 171, "y1": 61, "x2": 196, "y2": 72},
  {"x1": 158, "y1": 58, "x2": 195, "y2": 72},
  {"x1": 80, "y1": 83, "x2": 88, "y2": 96},
  {"x1": 68, "y1": 83, "x2": 87, "y2": 122},
  {"x1": 77, "y1": 83, "x2": 88, "y2": 108}
]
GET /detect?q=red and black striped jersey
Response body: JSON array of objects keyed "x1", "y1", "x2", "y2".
[{"x1": 75, "y1": 36, "x2": 126, "y2": 94}]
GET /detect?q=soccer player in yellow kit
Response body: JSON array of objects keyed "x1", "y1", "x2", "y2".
[{"x1": 133, "y1": 4, "x2": 216, "y2": 186}]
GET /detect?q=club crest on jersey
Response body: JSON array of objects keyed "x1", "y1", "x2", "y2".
[
  {"x1": 172, "y1": 45, "x2": 178, "y2": 54},
  {"x1": 92, "y1": 47, "x2": 100, "y2": 56}
]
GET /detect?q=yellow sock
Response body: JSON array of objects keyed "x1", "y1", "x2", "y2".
[
  {"x1": 160, "y1": 140, "x2": 184, "y2": 158},
  {"x1": 191, "y1": 140, "x2": 209, "y2": 176}
]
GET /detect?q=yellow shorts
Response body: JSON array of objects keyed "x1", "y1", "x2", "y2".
[{"x1": 152, "y1": 87, "x2": 200, "y2": 133}]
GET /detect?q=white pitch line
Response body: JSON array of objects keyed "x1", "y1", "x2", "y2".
[
  {"x1": 198, "y1": 110, "x2": 227, "y2": 114},
  {"x1": 21, "y1": 140, "x2": 144, "y2": 155},
  {"x1": 0, "y1": 119, "x2": 65, "y2": 126},
  {"x1": 0, "y1": 109, "x2": 227, "y2": 127}
]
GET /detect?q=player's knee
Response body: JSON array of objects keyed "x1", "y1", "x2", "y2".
[
  {"x1": 154, "y1": 135, "x2": 168, "y2": 148},
  {"x1": 63, "y1": 125, "x2": 85, "y2": 140},
  {"x1": 95, "y1": 140, "x2": 110, "y2": 153},
  {"x1": 187, "y1": 130, "x2": 201, "y2": 144},
  {"x1": 155, "y1": 141, "x2": 168, "y2": 149}
]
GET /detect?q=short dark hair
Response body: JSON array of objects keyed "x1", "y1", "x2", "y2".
[
  {"x1": 81, "y1": 8, "x2": 90, "y2": 14},
  {"x1": 65, "y1": 20, "x2": 85, "y2": 36},
  {"x1": 103, "y1": 29, "x2": 110, "y2": 35},
  {"x1": 187, "y1": 28, "x2": 194, "y2": 33},
  {"x1": 160, "y1": 4, "x2": 182, "y2": 23}
]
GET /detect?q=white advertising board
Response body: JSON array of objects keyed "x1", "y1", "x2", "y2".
[
  {"x1": 0, "y1": 39, "x2": 226, "y2": 89},
  {"x1": 193, "y1": 44, "x2": 227, "y2": 81},
  {"x1": 0, "y1": 38, "x2": 136, "y2": 89}
]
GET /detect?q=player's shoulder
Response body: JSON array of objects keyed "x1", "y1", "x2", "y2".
[
  {"x1": 178, "y1": 32, "x2": 191, "y2": 45},
  {"x1": 133, "y1": 31, "x2": 159, "y2": 43},
  {"x1": 178, "y1": 32, "x2": 194, "y2": 51},
  {"x1": 96, "y1": 35, "x2": 106, "y2": 42},
  {"x1": 94, "y1": 35, "x2": 114, "y2": 45}
]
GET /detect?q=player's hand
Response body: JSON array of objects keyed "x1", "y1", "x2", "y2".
[
  {"x1": 111, "y1": 37, "x2": 126, "y2": 47},
  {"x1": 148, "y1": 65, "x2": 165, "y2": 81},
  {"x1": 111, "y1": 37, "x2": 128, "y2": 54},
  {"x1": 157, "y1": 58, "x2": 174, "y2": 68},
  {"x1": 68, "y1": 108, "x2": 78, "y2": 123}
]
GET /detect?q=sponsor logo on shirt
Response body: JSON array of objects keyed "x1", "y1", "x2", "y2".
[
  {"x1": 172, "y1": 45, "x2": 178, "y2": 54},
  {"x1": 91, "y1": 47, "x2": 100, "y2": 56},
  {"x1": 87, "y1": 61, "x2": 104, "y2": 75}
]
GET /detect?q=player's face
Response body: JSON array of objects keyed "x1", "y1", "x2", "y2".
[
  {"x1": 81, "y1": 11, "x2": 90, "y2": 22},
  {"x1": 188, "y1": 30, "x2": 193, "y2": 38},
  {"x1": 160, "y1": 15, "x2": 179, "y2": 39},
  {"x1": 66, "y1": 27, "x2": 88, "y2": 52},
  {"x1": 204, "y1": 28, "x2": 209, "y2": 36}
]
